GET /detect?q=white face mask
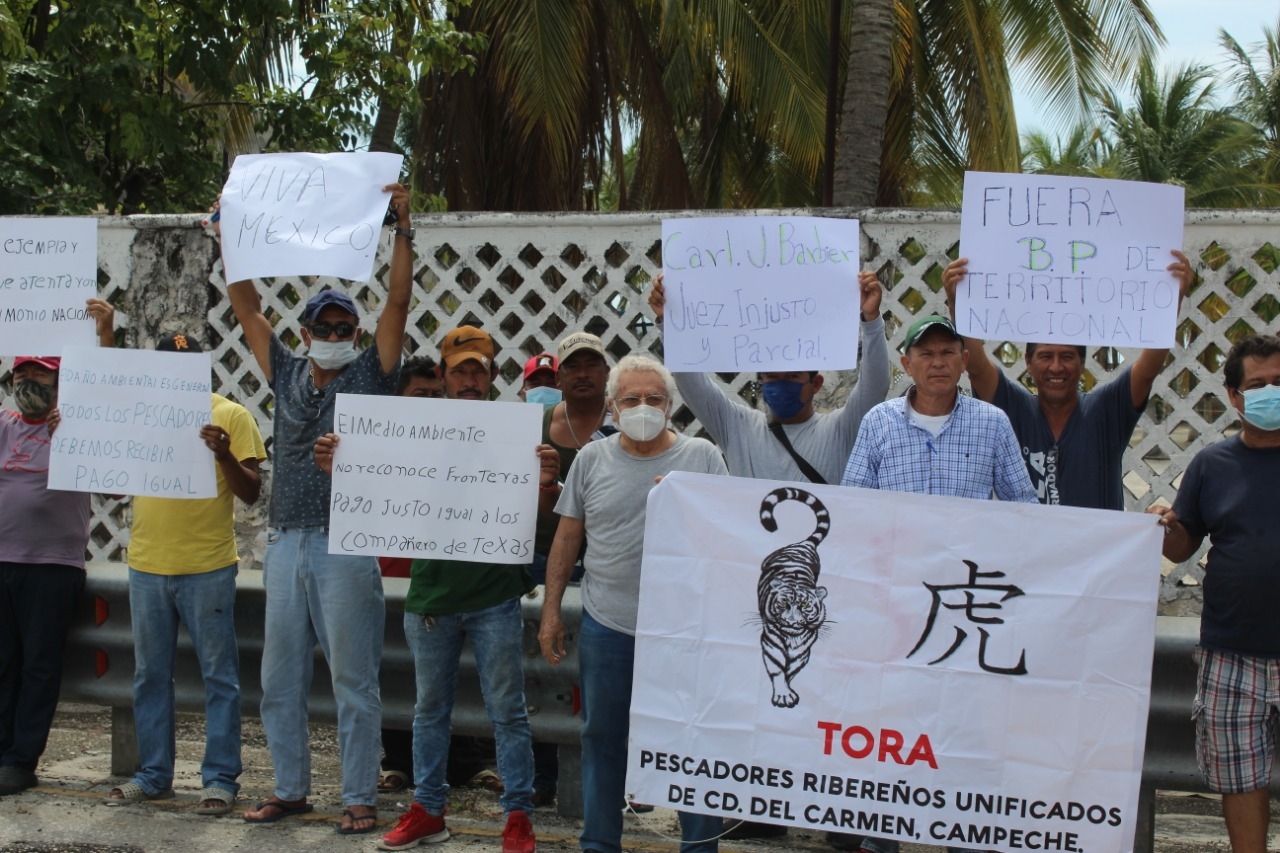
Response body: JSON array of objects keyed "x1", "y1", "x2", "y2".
[
  {"x1": 309, "y1": 339, "x2": 359, "y2": 370},
  {"x1": 617, "y1": 404, "x2": 667, "y2": 442}
]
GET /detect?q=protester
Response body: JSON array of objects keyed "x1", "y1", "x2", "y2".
[
  {"x1": 941, "y1": 252, "x2": 1193, "y2": 509},
  {"x1": 539, "y1": 353, "x2": 728, "y2": 853},
  {"x1": 320, "y1": 325, "x2": 558, "y2": 853},
  {"x1": 104, "y1": 333, "x2": 265, "y2": 815},
  {"x1": 520, "y1": 352, "x2": 560, "y2": 405},
  {"x1": 217, "y1": 187, "x2": 412, "y2": 833},
  {"x1": 1150, "y1": 333, "x2": 1280, "y2": 853},
  {"x1": 0, "y1": 299, "x2": 114, "y2": 797}
]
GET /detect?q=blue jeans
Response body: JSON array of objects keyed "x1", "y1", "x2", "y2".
[
  {"x1": 128, "y1": 564, "x2": 241, "y2": 795},
  {"x1": 404, "y1": 597, "x2": 534, "y2": 816},
  {"x1": 259, "y1": 528, "x2": 384, "y2": 806},
  {"x1": 579, "y1": 611, "x2": 719, "y2": 853}
]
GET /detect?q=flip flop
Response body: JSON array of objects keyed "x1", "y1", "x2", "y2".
[
  {"x1": 336, "y1": 807, "x2": 378, "y2": 835},
  {"x1": 243, "y1": 798, "x2": 313, "y2": 823}
]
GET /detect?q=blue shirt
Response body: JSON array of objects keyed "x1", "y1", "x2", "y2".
[
  {"x1": 268, "y1": 336, "x2": 399, "y2": 527},
  {"x1": 841, "y1": 391, "x2": 1037, "y2": 503},
  {"x1": 992, "y1": 368, "x2": 1143, "y2": 511}
]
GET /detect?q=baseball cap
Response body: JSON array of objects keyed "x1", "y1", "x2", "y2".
[
  {"x1": 903, "y1": 315, "x2": 961, "y2": 350},
  {"x1": 523, "y1": 352, "x2": 558, "y2": 381},
  {"x1": 301, "y1": 290, "x2": 359, "y2": 324},
  {"x1": 155, "y1": 333, "x2": 204, "y2": 354},
  {"x1": 13, "y1": 356, "x2": 61, "y2": 371},
  {"x1": 557, "y1": 332, "x2": 606, "y2": 364},
  {"x1": 440, "y1": 325, "x2": 495, "y2": 368}
]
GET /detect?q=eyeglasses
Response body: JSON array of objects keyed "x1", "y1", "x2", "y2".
[
  {"x1": 309, "y1": 321, "x2": 357, "y2": 339},
  {"x1": 614, "y1": 394, "x2": 668, "y2": 409}
]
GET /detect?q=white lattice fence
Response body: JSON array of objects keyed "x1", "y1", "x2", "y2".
[{"x1": 6, "y1": 210, "x2": 1278, "y2": 611}]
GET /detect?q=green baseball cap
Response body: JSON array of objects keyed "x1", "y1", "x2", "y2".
[{"x1": 903, "y1": 314, "x2": 961, "y2": 350}]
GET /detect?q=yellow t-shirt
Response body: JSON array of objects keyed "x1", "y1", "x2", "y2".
[{"x1": 129, "y1": 394, "x2": 267, "y2": 575}]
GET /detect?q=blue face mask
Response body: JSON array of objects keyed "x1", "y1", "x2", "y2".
[
  {"x1": 525, "y1": 386, "x2": 562, "y2": 407},
  {"x1": 761, "y1": 380, "x2": 806, "y2": 419},
  {"x1": 1241, "y1": 384, "x2": 1280, "y2": 431}
]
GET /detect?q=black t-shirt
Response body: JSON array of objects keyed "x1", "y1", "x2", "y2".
[{"x1": 1173, "y1": 434, "x2": 1280, "y2": 657}]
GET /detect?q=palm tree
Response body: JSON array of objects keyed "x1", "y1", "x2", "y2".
[
  {"x1": 1021, "y1": 124, "x2": 1118, "y2": 178},
  {"x1": 1219, "y1": 18, "x2": 1280, "y2": 185}
]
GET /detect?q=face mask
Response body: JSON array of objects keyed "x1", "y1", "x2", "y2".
[
  {"x1": 525, "y1": 387, "x2": 562, "y2": 406},
  {"x1": 309, "y1": 340, "x2": 360, "y2": 370},
  {"x1": 1241, "y1": 384, "x2": 1280, "y2": 431},
  {"x1": 617, "y1": 405, "x2": 667, "y2": 442},
  {"x1": 761, "y1": 380, "x2": 806, "y2": 419},
  {"x1": 14, "y1": 377, "x2": 56, "y2": 419}
]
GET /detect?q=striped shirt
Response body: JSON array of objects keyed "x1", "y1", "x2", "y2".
[{"x1": 841, "y1": 390, "x2": 1037, "y2": 503}]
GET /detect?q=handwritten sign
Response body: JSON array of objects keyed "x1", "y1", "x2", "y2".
[
  {"x1": 0, "y1": 218, "x2": 98, "y2": 356},
  {"x1": 661, "y1": 217, "x2": 861, "y2": 372},
  {"x1": 48, "y1": 347, "x2": 215, "y2": 497},
  {"x1": 957, "y1": 171, "x2": 1184, "y2": 347},
  {"x1": 328, "y1": 393, "x2": 541, "y2": 563},
  {"x1": 629, "y1": 472, "x2": 1161, "y2": 853},
  {"x1": 218, "y1": 151, "x2": 404, "y2": 284}
]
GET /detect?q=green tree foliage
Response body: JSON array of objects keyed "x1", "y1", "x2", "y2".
[{"x1": 1220, "y1": 18, "x2": 1280, "y2": 186}]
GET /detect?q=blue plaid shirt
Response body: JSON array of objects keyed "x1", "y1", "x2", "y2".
[{"x1": 841, "y1": 390, "x2": 1037, "y2": 502}]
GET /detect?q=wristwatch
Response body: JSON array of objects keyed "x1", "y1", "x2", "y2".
[{"x1": 394, "y1": 226, "x2": 415, "y2": 240}]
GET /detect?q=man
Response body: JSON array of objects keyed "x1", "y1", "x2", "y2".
[
  {"x1": 219, "y1": 185, "x2": 412, "y2": 833},
  {"x1": 842, "y1": 315, "x2": 1035, "y2": 853},
  {"x1": 0, "y1": 299, "x2": 114, "y2": 797},
  {"x1": 648, "y1": 271, "x2": 889, "y2": 487},
  {"x1": 520, "y1": 352, "x2": 559, "y2": 405},
  {"x1": 941, "y1": 252, "x2": 1193, "y2": 510},
  {"x1": 539, "y1": 354, "x2": 728, "y2": 853},
  {"x1": 372, "y1": 325, "x2": 558, "y2": 853},
  {"x1": 1150, "y1": 334, "x2": 1280, "y2": 853},
  {"x1": 103, "y1": 334, "x2": 266, "y2": 815}
]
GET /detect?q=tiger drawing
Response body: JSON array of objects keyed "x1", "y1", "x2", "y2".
[{"x1": 756, "y1": 486, "x2": 830, "y2": 708}]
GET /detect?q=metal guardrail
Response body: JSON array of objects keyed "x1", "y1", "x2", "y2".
[
  {"x1": 62, "y1": 568, "x2": 1272, "y2": 849},
  {"x1": 60, "y1": 563, "x2": 586, "y2": 816}
]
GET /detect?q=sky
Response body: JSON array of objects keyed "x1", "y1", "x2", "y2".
[{"x1": 1013, "y1": 0, "x2": 1278, "y2": 135}]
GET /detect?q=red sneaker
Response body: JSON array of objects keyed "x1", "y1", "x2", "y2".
[
  {"x1": 501, "y1": 809, "x2": 536, "y2": 853},
  {"x1": 376, "y1": 803, "x2": 449, "y2": 850}
]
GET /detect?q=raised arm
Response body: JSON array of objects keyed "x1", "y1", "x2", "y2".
[
  {"x1": 374, "y1": 183, "x2": 413, "y2": 375},
  {"x1": 943, "y1": 257, "x2": 999, "y2": 402},
  {"x1": 86, "y1": 298, "x2": 115, "y2": 347},
  {"x1": 211, "y1": 199, "x2": 275, "y2": 380},
  {"x1": 837, "y1": 271, "x2": 891, "y2": 429},
  {"x1": 1129, "y1": 250, "x2": 1193, "y2": 409}
]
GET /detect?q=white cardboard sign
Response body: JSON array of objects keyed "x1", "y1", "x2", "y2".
[
  {"x1": 48, "y1": 347, "x2": 215, "y2": 497},
  {"x1": 328, "y1": 393, "x2": 542, "y2": 563},
  {"x1": 957, "y1": 171, "x2": 1184, "y2": 347},
  {"x1": 219, "y1": 152, "x2": 404, "y2": 283},
  {"x1": 628, "y1": 472, "x2": 1162, "y2": 853},
  {"x1": 661, "y1": 216, "x2": 861, "y2": 372},
  {"x1": 0, "y1": 218, "x2": 98, "y2": 356}
]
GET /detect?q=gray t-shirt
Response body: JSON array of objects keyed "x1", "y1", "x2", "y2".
[
  {"x1": 268, "y1": 335, "x2": 399, "y2": 527},
  {"x1": 672, "y1": 315, "x2": 891, "y2": 485},
  {"x1": 555, "y1": 432, "x2": 727, "y2": 635}
]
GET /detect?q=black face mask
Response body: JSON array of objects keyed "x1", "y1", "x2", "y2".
[{"x1": 13, "y1": 377, "x2": 56, "y2": 418}]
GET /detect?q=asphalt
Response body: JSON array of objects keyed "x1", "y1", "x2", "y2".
[{"x1": 0, "y1": 704, "x2": 1271, "y2": 853}]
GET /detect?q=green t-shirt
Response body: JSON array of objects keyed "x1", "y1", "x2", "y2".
[{"x1": 405, "y1": 557, "x2": 533, "y2": 615}]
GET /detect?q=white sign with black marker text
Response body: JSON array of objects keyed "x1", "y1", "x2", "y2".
[
  {"x1": 957, "y1": 171, "x2": 1184, "y2": 347},
  {"x1": 628, "y1": 472, "x2": 1162, "y2": 853},
  {"x1": 0, "y1": 218, "x2": 98, "y2": 356},
  {"x1": 328, "y1": 393, "x2": 542, "y2": 564},
  {"x1": 47, "y1": 347, "x2": 215, "y2": 498},
  {"x1": 218, "y1": 151, "x2": 404, "y2": 284},
  {"x1": 661, "y1": 216, "x2": 861, "y2": 372}
]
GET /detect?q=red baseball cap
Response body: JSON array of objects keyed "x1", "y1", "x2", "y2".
[
  {"x1": 523, "y1": 352, "x2": 558, "y2": 381},
  {"x1": 13, "y1": 356, "x2": 61, "y2": 371}
]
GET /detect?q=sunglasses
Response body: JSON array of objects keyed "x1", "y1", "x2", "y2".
[{"x1": 309, "y1": 321, "x2": 357, "y2": 339}]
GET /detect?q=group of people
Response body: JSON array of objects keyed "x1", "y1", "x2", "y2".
[{"x1": 0, "y1": 205, "x2": 1276, "y2": 853}]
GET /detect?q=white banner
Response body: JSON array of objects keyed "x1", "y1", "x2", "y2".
[
  {"x1": 48, "y1": 347, "x2": 215, "y2": 497},
  {"x1": 661, "y1": 216, "x2": 861, "y2": 372},
  {"x1": 628, "y1": 472, "x2": 1162, "y2": 853},
  {"x1": 328, "y1": 393, "x2": 541, "y2": 563},
  {"x1": 0, "y1": 218, "x2": 98, "y2": 356},
  {"x1": 957, "y1": 171, "x2": 1184, "y2": 348},
  {"x1": 218, "y1": 151, "x2": 404, "y2": 284}
]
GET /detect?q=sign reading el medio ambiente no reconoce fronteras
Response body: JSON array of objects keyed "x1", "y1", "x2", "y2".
[
  {"x1": 957, "y1": 171, "x2": 1185, "y2": 348},
  {"x1": 0, "y1": 218, "x2": 98, "y2": 357},
  {"x1": 218, "y1": 151, "x2": 404, "y2": 285},
  {"x1": 661, "y1": 216, "x2": 862, "y2": 373}
]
